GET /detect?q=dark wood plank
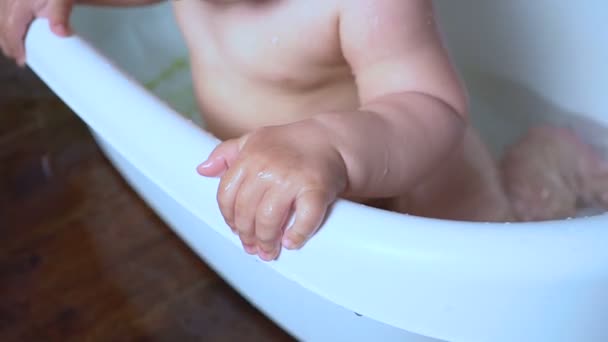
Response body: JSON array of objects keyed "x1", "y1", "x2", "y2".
[{"x1": 0, "y1": 57, "x2": 293, "y2": 342}]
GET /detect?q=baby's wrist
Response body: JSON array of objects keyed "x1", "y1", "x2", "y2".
[{"x1": 308, "y1": 111, "x2": 377, "y2": 195}]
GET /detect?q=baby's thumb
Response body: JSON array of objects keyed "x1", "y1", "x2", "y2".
[
  {"x1": 197, "y1": 138, "x2": 243, "y2": 177},
  {"x1": 46, "y1": 0, "x2": 74, "y2": 36}
]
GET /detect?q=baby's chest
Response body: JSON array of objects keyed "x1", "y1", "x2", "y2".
[{"x1": 205, "y1": 1, "x2": 346, "y2": 87}]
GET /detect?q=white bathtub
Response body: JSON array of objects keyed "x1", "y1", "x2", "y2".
[{"x1": 24, "y1": 2, "x2": 608, "y2": 341}]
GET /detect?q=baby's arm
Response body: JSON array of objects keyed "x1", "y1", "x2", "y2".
[
  {"x1": 198, "y1": 0, "x2": 470, "y2": 260},
  {"x1": 0, "y1": 0, "x2": 162, "y2": 64},
  {"x1": 315, "y1": 0, "x2": 468, "y2": 197}
]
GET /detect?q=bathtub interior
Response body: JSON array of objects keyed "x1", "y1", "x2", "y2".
[
  {"x1": 435, "y1": 1, "x2": 608, "y2": 157},
  {"x1": 71, "y1": 5, "x2": 201, "y2": 123},
  {"x1": 70, "y1": 1, "x2": 608, "y2": 161}
]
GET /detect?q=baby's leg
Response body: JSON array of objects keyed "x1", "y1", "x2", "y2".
[
  {"x1": 388, "y1": 126, "x2": 514, "y2": 222},
  {"x1": 501, "y1": 125, "x2": 608, "y2": 221}
]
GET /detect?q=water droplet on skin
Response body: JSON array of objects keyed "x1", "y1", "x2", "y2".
[{"x1": 257, "y1": 171, "x2": 273, "y2": 180}]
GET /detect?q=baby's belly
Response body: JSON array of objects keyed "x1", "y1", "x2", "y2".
[{"x1": 190, "y1": 67, "x2": 359, "y2": 140}]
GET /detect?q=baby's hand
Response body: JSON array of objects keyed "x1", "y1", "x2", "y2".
[
  {"x1": 198, "y1": 120, "x2": 348, "y2": 261},
  {"x1": 0, "y1": 0, "x2": 74, "y2": 65}
]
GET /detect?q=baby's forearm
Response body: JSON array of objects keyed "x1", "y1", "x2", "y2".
[{"x1": 313, "y1": 92, "x2": 466, "y2": 198}]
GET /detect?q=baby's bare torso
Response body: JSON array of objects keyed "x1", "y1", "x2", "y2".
[
  {"x1": 173, "y1": 0, "x2": 358, "y2": 140},
  {"x1": 173, "y1": 0, "x2": 513, "y2": 221}
]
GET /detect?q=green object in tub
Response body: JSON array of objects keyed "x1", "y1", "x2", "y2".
[{"x1": 144, "y1": 57, "x2": 202, "y2": 126}]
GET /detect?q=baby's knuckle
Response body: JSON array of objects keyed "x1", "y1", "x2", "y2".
[
  {"x1": 256, "y1": 209, "x2": 276, "y2": 226},
  {"x1": 300, "y1": 208, "x2": 322, "y2": 225},
  {"x1": 256, "y1": 231, "x2": 278, "y2": 244},
  {"x1": 238, "y1": 229, "x2": 255, "y2": 241},
  {"x1": 257, "y1": 223, "x2": 280, "y2": 240},
  {"x1": 258, "y1": 200, "x2": 275, "y2": 216},
  {"x1": 238, "y1": 226, "x2": 255, "y2": 237},
  {"x1": 234, "y1": 199, "x2": 250, "y2": 216},
  {"x1": 234, "y1": 214, "x2": 252, "y2": 232}
]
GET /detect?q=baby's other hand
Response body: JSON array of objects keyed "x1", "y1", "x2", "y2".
[
  {"x1": 197, "y1": 120, "x2": 348, "y2": 261},
  {"x1": 0, "y1": 0, "x2": 74, "y2": 66}
]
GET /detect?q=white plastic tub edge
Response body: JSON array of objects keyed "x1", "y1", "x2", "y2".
[{"x1": 24, "y1": 7, "x2": 608, "y2": 342}]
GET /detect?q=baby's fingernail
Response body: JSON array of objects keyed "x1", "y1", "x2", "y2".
[
  {"x1": 197, "y1": 161, "x2": 212, "y2": 172},
  {"x1": 197, "y1": 156, "x2": 226, "y2": 176},
  {"x1": 51, "y1": 23, "x2": 63, "y2": 33},
  {"x1": 243, "y1": 244, "x2": 257, "y2": 255},
  {"x1": 199, "y1": 158, "x2": 212, "y2": 167},
  {"x1": 259, "y1": 250, "x2": 276, "y2": 261},
  {"x1": 52, "y1": 24, "x2": 70, "y2": 36},
  {"x1": 282, "y1": 237, "x2": 297, "y2": 250}
]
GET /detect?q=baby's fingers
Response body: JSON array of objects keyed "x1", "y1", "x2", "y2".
[
  {"x1": 198, "y1": 139, "x2": 241, "y2": 177},
  {"x1": 46, "y1": 0, "x2": 74, "y2": 36},
  {"x1": 217, "y1": 166, "x2": 246, "y2": 231},
  {"x1": 255, "y1": 190, "x2": 293, "y2": 261},
  {"x1": 282, "y1": 190, "x2": 331, "y2": 250},
  {"x1": 2, "y1": 2, "x2": 33, "y2": 65},
  {"x1": 234, "y1": 176, "x2": 267, "y2": 255}
]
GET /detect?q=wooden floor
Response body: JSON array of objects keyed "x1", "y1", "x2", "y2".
[{"x1": 0, "y1": 57, "x2": 293, "y2": 341}]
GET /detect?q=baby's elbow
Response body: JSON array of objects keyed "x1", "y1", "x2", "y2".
[
  {"x1": 451, "y1": 92, "x2": 470, "y2": 123},
  {"x1": 438, "y1": 81, "x2": 470, "y2": 124},
  {"x1": 429, "y1": 67, "x2": 470, "y2": 122},
  {"x1": 414, "y1": 75, "x2": 470, "y2": 124}
]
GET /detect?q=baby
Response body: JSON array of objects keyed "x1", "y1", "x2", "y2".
[{"x1": 3, "y1": 0, "x2": 607, "y2": 262}]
